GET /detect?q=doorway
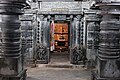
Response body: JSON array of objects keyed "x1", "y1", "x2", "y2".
[
  {"x1": 35, "y1": 15, "x2": 82, "y2": 65},
  {"x1": 50, "y1": 21, "x2": 70, "y2": 64}
]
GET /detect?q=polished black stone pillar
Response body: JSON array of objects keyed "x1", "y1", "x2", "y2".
[
  {"x1": 92, "y1": 0, "x2": 120, "y2": 80},
  {"x1": 0, "y1": 0, "x2": 26, "y2": 80}
]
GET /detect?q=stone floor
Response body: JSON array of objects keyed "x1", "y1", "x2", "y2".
[
  {"x1": 26, "y1": 52, "x2": 91, "y2": 80},
  {"x1": 27, "y1": 67, "x2": 91, "y2": 80},
  {"x1": 50, "y1": 52, "x2": 70, "y2": 64}
]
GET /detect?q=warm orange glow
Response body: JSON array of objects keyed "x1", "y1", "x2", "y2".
[{"x1": 54, "y1": 23, "x2": 68, "y2": 51}]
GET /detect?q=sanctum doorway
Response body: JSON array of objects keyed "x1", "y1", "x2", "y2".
[
  {"x1": 35, "y1": 14, "x2": 83, "y2": 65},
  {"x1": 50, "y1": 21, "x2": 70, "y2": 64}
]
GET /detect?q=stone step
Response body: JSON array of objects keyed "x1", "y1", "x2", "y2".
[
  {"x1": 46, "y1": 64, "x2": 73, "y2": 68},
  {"x1": 37, "y1": 63, "x2": 86, "y2": 69}
]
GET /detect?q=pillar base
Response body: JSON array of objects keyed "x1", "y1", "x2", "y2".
[
  {"x1": 36, "y1": 60, "x2": 49, "y2": 64},
  {"x1": 0, "y1": 69, "x2": 27, "y2": 80},
  {"x1": 91, "y1": 71, "x2": 120, "y2": 80}
]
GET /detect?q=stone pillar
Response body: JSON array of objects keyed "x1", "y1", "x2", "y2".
[
  {"x1": 0, "y1": 0, "x2": 26, "y2": 80},
  {"x1": 70, "y1": 15, "x2": 83, "y2": 65},
  {"x1": 20, "y1": 12, "x2": 33, "y2": 64},
  {"x1": 92, "y1": 0, "x2": 120, "y2": 80},
  {"x1": 85, "y1": 9, "x2": 101, "y2": 69},
  {"x1": 35, "y1": 15, "x2": 50, "y2": 64}
]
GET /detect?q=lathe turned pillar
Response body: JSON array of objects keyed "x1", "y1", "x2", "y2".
[
  {"x1": 0, "y1": 0, "x2": 26, "y2": 80},
  {"x1": 92, "y1": 0, "x2": 120, "y2": 80}
]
